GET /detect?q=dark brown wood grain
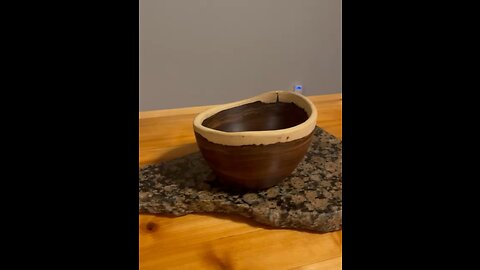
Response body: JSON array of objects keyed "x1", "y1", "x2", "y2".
[
  {"x1": 194, "y1": 132, "x2": 314, "y2": 190},
  {"x1": 202, "y1": 101, "x2": 309, "y2": 132}
]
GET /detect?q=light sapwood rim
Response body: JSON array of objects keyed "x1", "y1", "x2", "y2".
[{"x1": 193, "y1": 90, "x2": 318, "y2": 146}]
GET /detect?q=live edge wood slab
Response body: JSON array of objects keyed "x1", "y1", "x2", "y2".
[{"x1": 139, "y1": 93, "x2": 342, "y2": 270}]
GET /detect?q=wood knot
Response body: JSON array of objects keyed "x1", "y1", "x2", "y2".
[{"x1": 145, "y1": 222, "x2": 157, "y2": 232}]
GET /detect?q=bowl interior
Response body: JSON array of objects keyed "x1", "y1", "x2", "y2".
[{"x1": 202, "y1": 101, "x2": 308, "y2": 132}]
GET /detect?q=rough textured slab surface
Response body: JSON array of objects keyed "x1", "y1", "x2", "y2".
[{"x1": 139, "y1": 126, "x2": 342, "y2": 232}]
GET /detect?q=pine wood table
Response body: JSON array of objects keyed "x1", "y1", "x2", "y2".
[{"x1": 139, "y1": 93, "x2": 342, "y2": 270}]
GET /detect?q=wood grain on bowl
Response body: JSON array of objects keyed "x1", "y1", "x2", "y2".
[
  {"x1": 193, "y1": 91, "x2": 317, "y2": 146},
  {"x1": 193, "y1": 91, "x2": 318, "y2": 190},
  {"x1": 194, "y1": 131, "x2": 314, "y2": 190},
  {"x1": 202, "y1": 101, "x2": 309, "y2": 132}
]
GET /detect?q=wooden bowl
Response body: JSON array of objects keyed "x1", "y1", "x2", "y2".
[{"x1": 193, "y1": 91, "x2": 317, "y2": 190}]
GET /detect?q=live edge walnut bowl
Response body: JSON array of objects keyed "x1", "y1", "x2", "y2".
[{"x1": 193, "y1": 91, "x2": 318, "y2": 190}]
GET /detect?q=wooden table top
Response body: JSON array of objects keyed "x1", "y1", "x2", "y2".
[{"x1": 139, "y1": 93, "x2": 342, "y2": 270}]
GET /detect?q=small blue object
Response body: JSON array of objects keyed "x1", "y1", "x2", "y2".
[{"x1": 295, "y1": 85, "x2": 303, "y2": 91}]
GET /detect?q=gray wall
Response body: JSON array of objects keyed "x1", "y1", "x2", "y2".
[{"x1": 140, "y1": 0, "x2": 341, "y2": 111}]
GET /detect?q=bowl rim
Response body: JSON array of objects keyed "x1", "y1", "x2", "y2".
[{"x1": 193, "y1": 90, "x2": 317, "y2": 146}]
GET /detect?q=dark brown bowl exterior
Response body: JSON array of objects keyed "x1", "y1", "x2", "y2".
[{"x1": 194, "y1": 131, "x2": 314, "y2": 190}]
